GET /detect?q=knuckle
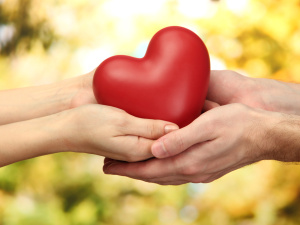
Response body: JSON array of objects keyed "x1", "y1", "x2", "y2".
[
  {"x1": 147, "y1": 122, "x2": 156, "y2": 138},
  {"x1": 115, "y1": 113, "x2": 129, "y2": 128},
  {"x1": 202, "y1": 119, "x2": 217, "y2": 136},
  {"x1": 172, "y1": 132, "x2": 185, "y2": 151},
  {"x1": 169, "y1": 157, "x2": 181, "y2": 175},
  {"x1": 179, "y1": 164, "x2": 199, "y2": 176}
]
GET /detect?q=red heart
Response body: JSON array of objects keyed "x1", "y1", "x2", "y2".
[{"x1": 93, "y1": 26, "x2": 210, "y2": 127}]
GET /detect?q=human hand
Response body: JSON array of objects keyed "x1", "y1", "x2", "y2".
[
  {"x1": 62, "y1": 104, "x2": 178, "y2": 162},
  {"x1": 70, "y1": 70, "x2": 98, "y2": 108},
  {"x1": 205, "y1": 70, "x2": 300, "y2": 115},
  {"x1": 0, "y1": 69, "x2": 98, "y2": 125},
  {"x1": 102, "y1": 103, "x2": 291, "y2": 185}
]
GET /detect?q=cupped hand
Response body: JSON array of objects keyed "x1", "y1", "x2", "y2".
[
  {"x1": 103, "y1": 103, "x2": 283, "y2": 185},
  {"x1": 63, "y1": 104, "x2": 178, "y2": 162}
]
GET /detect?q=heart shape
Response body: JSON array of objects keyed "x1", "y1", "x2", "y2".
[{"x1": 93, "y1": 26, "x2": 210, "y2": 127}]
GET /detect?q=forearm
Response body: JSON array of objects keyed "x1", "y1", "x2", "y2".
[
  {"x1": 0, "y1": 111, "x2": 67, "y2": 167},
  {"x1": 252, "y1": 78, "x2": 300, "y2": 115},
  {"x1": 259, "y1": 112, "x2": 300, "y2": 162},
  {"x1": 0, "y1": 75, "x2": 86, "y2": 125}
]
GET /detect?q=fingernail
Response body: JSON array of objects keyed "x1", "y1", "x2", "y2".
[
  {"x1": 152, "y1": 140, "x2": 168, "y2": 158},
  {"x1": 164, "y1": 125, "x2": 179, "y2": 134}
]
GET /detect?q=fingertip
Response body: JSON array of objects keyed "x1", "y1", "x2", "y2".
[
  {"x1": 104, "y1": 157, "x2": 114, "y2": 164},
  {"x1": 151, "y1": 139, "x2": 169, "y2": 158},
  {"x1": 164, "y1": 124, "x2": 179, "y2": 134},
  {"x1": 127, "y1": 117, "x2": 178, "y2": 139},
  {"x1": 103, "y1": 161, "x2": 119, "y2": 174}
]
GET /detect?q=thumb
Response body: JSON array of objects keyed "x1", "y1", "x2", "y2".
[
  {"x1": 151, "y1": 115, "x2": 216, "y2": 158},
  {"x1": 151, "y1": 125, "x2": 196, "y2": 158},
  {"x1": 202, "y1": 100, "x2": 220, "y2": 112}
]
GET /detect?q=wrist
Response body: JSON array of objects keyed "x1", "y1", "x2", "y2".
[
  {"x1": 0, "y1": 74, "x2": 85, "y2": 125},
  {"x1": 0, "y1": 112, "x2": 67, "y2": 167},
  {"x1": 51, "y1": 75, "x2": 85, "y2": 110},
  {"x1": 69, "y1": 71, "x2": 96, "y2": 109},
  {"x1": 41, "y1": 71, "x2": 93, "y2": 111},
  {"x1": 39, "y1": 110, "x2": 72, "y2": 154},
  {"x1": 257, "y1": 110, "x2": 300, "y2": 162},
  {"x1": 52, "y1": 106, "x2": 90, "y2": 154},
  {"x1": 250, "y1": 78, "x2": 300, "y2": 115}
]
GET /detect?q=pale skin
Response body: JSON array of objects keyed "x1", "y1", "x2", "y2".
[
  {"x1": 0, "y1": 70, "x2": 178, "y2": 167},
  {"x1": 103, "y1": 70, "x2": 300, "y2": 185}
]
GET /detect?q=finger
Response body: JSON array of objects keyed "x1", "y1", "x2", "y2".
[
  {"x1": 207, "y1": 70, "x2": 224, "y2": 101},
  {"x1": 202, "y1": 100, "x2": 220, "y2": 112},
  {"x1": 104, "y1": 137, "x2": 220, "y2": 179},
  {"x1": 151, "y1": 115, "x2": 217, "y2": 158},
  {"x1": 109, "y1": 136, "x2": 155, "y2": 162},
  {"x1": 143, "y1": 176, "x2": 188, "y2": 185},
  {"x1": 143, "y1": 179, "x2": 187, "y2": 186},
  {"x1": 103, "y1": 157, "x2": 178, "y2": 179},
  {"x1": 124, "y1": 115, "x2": 179, "y2": 140},
  {"x1": 104, "y1": 157, "x2": 114, "y2": 164},
  {"x1": 158, "y1": 181, "x2": 187, "y2": 185},
  {"x1": 155, "y1": 181, "x2": 187, "y2": 185}
]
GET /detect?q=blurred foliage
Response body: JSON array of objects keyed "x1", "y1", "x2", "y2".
[
  {"x1": 0, "y1": 0, "x2": 56, "y2": 55},
  {"x1": 1, "y1": 0, "x2": 300, "y2": 224}
]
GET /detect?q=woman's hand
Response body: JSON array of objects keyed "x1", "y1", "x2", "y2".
[
  {"x1": 0, "y1": 70, "x2": 97, "y2": 125},
  {"x1": 62, "y1": 104, "x2": 179, "y2": 162},
  {"x1": 69, "y1": 70, "x2": 97, "y2": 108},
  {"x1": 0, "y1": 104, "x2": 178, "y2": 167}
]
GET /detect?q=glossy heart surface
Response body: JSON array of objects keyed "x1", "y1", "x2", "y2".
[{"x1": 93, "y1": 26, "x2": 210, "y2": 127}]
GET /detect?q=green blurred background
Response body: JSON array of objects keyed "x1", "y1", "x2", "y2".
[{"x1": 1, "y1": 0, "x2": 300, "y2": 224}]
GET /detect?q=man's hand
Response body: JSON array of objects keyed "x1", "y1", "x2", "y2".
[
  {"x1": 102, "y1": 103, "x2": 300, "y2": 185},
  {"x1": 205, "y1": 70, "x2": 300, "y2": 115},
  {"x1": 102, "y1": 70, "x2": 300, "y2": 185}
]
